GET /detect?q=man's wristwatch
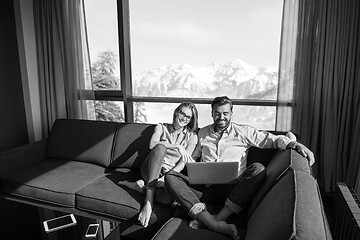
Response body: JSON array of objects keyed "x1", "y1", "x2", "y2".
[
  {"x1": 292, "y1": 142, "x2": 299, "y2": 150},
  {"x1": 287, "y1": 141, "x2": 299, "y2": 150}
]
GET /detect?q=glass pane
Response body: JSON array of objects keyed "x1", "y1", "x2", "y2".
[
  {"x1": 276, "y1": 106, "x2": 292, "y2": 131},
  {"x1": 196, "y1": 104, "x2": 276, "y2": 130},
  {"x1": 134, "y1": 102, "x2": 275, "y2": 130},
  {"x1": 95, "y1": 101, "x2": 124, "y2": 122},
  {"x1": 134, "y1": 102, "x2": 177, "y2": 124},
  {"x1": 231, "y1": 106, "x2": 276, "y2": 130},
  {"x1": 84, "y1": 0, "x2": 121, "y2": 90},
  {"x1": 86, "y1": 100, "x2": 96, "y2": 120},
  {"x1": 130, "y1": 0, "x2": 282, "y2": 100}
]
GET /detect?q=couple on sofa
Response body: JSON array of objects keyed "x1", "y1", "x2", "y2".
[{"x1": 119, "y1": 96, "x2": 315, "y2": 240}]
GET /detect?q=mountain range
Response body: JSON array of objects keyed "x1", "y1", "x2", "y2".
[{"x1": 132, "y1": 59, "x2": 279, "y2": 100}]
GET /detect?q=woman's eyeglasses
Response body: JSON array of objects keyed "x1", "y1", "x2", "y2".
[{"x1": 178, "y1": 110, "x2": 192, "y2": 121}]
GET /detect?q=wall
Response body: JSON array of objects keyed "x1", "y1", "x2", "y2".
[
  {"x1": 0, "y1": 1, "x2": 43, "y2": 239},
  {"x1": 15, "y1": 0, "x2": 43, "y2": 141},
  {"x1": 0, "y1": 0, "x2": 29, "y2": 152}
]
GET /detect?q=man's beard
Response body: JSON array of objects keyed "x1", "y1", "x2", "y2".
[{"x1": 215, "y1": 119, "x2": 229, "y2": 129}]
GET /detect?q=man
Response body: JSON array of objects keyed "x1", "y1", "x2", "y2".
[{"x1": 165, "y1": 96, "x2": 315, "y2": 240}]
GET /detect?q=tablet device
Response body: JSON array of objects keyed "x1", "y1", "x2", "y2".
[
  {"x1": 85, "y1": 223, "x2": 99, "y2": 238},
  {"x1": 43, "y1": 214, "x2": 77, "y2": 233},
  {"x1": 186, "y1": 161, "x2": 239, "y2": 184}
]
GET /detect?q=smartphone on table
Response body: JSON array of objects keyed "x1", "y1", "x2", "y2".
[
  {"x1": 85, "y1": 223, "x2": 99, "y2": 238},
  {"x1": 43, "y1": 213, "x2": 77, "y2": 233}
]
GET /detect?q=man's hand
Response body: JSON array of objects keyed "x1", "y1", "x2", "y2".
[{"x1": 288, "y1": 141, "x2": 315, "y2": 166}]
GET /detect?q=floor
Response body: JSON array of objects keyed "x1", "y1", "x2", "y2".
[
  {"x1": 0, "y1": 198, "x2": 43, "y2": 239},
  {"x1": 320, "y1": 190, "x2": 336, "y2": 235},
  {"x1": 0, "y1": 191, "x2": 338, "y2": 240}
]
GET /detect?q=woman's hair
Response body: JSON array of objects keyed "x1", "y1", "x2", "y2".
[
  {"x1": 211, "y1": 96, "x2": 233, "y2": 111},
  {"x1": 173, "y1": 102, "x2": 199, "y2": 132}
]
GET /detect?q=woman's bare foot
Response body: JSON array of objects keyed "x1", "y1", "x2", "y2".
[
  {"x1": 138, "y1": 200, "x2": 153, "y2": 227},
  {"x1": 189, "y1": 219, "x2": 204, "y2": 229},
  {"x1": 118, "y1": 179, "x2": 145, "y2": 194}
]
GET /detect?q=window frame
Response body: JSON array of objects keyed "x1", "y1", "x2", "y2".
[{"x1": 91, "y1": 0, "x2": 292, "y2": 127}]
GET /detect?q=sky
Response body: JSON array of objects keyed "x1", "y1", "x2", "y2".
[{"x1": 84, "y1": 0, "x2": 283, "y2": 73}]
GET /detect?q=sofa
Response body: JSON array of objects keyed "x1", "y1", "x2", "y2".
[{"x1": 0, "y1": 119, "x2": 332, "y2": 240}]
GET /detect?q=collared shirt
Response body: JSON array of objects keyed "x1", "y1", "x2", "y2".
[
  {"x1": 150, "y1": 123, "x2": 198, "y2": 171},
  {"x1": 192, "y1": 122, "x2": 291, "y2": 175}
]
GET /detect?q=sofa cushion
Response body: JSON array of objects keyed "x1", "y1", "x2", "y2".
[
  {"x1": 0, "y1": 139, "x2": 47, "y2": 178},
  {"x1": 76, "y1": 168, "x2": 173, "y2": 223},
  {"x1": 46, "y1": 119, "x2": 118, "y2": 167},
  {"x1": 110, "y1": 123, "x2": 155, "y2": 169},
  {"x1": 246, "y1": 170, "x2": 329, "y2": 240},
  {"x1": 247, "y1": 149, "x2": 311, "y2": 218},
  {"x1": 1, "y1": 159, "x2": 106, "y2": 207}
]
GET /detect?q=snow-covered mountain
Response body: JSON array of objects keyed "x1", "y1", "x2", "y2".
[{"x1": 133, "y1": 59, "x2": 278, "y2": 100}]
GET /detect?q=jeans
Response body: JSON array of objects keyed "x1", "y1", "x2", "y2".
[
  {"x1": 165, "y1": 162, "x2": 266, "y2": 219},
  {"x1": 140, "y1": 144, "x2": 174, "y2": 204},
  {"x1": 140, "y1": 144, "x2": 167, "y2": 189}
]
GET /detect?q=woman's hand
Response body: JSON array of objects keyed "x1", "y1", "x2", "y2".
[
  {"x1": 177, "y1": 145, "x2": 188, "y2": 155},
  {"x1": 177, "y1": 145, "x2": 193, "y2": 163}
]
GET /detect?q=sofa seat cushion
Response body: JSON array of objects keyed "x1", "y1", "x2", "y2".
[
  {"x1": 1, "y1": 159, "x2": 106, "y2": 207},
  {"x1": 76, "y1": 168, "x2": 173, "y2": 223},
  {"x1": 246, "y1": 170, "x2": 329, "y2": 240}
]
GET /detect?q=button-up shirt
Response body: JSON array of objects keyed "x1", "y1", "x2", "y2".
[{"x1": 192, "y1": 122, "x2": 292, "y2": 175}]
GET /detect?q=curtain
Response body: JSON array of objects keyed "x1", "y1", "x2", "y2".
[
  {"x1": 276, "y1": 0, "x2": 299, "y2": 131},
  {"x1": 34, "y1": 0, "x2": 95, "y2": 138},
  {"x1": 292, "y1": 0, "x2": 360, "y2": 192}
]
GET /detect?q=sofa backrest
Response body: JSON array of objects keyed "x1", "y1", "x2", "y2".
[
  {"x1": 110, "y1": 123, "x2": 155, "y2": 169},
  {"x1": 46, "y1": 119, "x2": 118, "y2": 167}
]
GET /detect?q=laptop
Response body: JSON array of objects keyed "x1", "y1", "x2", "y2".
[{"x1": 186, "y1": 161, "x2": 239, "y2": 184}]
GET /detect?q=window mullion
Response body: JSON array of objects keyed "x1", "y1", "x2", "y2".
[{"x1": 118, "y1": 0, "x2": 133, "y2": 122}]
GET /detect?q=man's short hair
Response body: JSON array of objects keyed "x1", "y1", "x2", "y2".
[{"x1": 211, "y1": 96, "x2": 233, "y2": 111}]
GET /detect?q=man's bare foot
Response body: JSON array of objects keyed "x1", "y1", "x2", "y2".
[
  {"x1": 138, "y1": 201, "x2": 152, "y2": 228},
  {"x1": 118, "y1": 179, "x2": 145, "y2": 194},
  {"x1": 211, "y1": 221, "x2": 238, "y2": 240},
  {"x1": 189, "y1": 219, "x2": 204, "y2": 229}
]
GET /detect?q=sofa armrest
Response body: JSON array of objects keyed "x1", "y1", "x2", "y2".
[{"x1": 0, "y1": 139, "x2": 47, "y2": 178}]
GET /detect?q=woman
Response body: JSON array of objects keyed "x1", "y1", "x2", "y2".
[{"x1": 119, "y1": 102, "x2": 199, "y2": 228}]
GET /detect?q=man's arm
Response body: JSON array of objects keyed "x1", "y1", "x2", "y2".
[
  {"x1": 244, "y1": 126, "x2": 315, "y2": 166},
  {"x1": 273, "y1": 131, "x2": 315, "y2": 166}
]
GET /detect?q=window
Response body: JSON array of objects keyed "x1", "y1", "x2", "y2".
[
  {"x1": 85, "y1": 0, "x2": 121, "y2": 90},
  {"x1": 84, "y1": 0, "x2": 289, "y2": 130}
]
